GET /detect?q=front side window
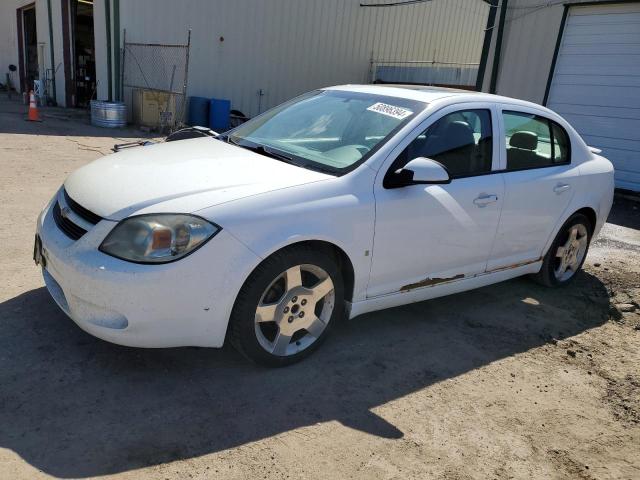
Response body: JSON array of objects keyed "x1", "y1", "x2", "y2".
[
  {"x1": 387, "y1": 109, "x2": 493, "y2": 180},
  {"x1": 227, "y1": 90, "x2": 426, "y2": 174},
  {"x1": 503, "y1": 111, "x2": 571, "y2": 170}
]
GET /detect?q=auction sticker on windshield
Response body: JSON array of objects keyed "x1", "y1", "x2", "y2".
[{"x1": 367, "y1": 102, "x2": 413, "y2": 120}]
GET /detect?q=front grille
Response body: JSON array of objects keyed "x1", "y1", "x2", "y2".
[
  {"x1": 53, "y1": 202, "x2": 87, "y2": 240},
  {"x1": 63, "y1": 189, "x2": 102, "y2": 225},
  {"x1": 52, "y1": 189, "x2": 104, "y2": 241}
]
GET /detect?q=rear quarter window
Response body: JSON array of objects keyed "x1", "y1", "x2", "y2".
[{"x1": 551, "y1": 121, "x2": 570, "y2": 164}]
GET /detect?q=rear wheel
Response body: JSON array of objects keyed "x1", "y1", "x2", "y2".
[
  {"x1": 228, "y1": 245, "x2": 344, "y2": 366},
  {"x1": 533, "y1": 213, "x2": 592, "y2": 287}
]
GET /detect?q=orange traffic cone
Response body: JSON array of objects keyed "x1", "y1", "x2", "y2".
[{"x1": 27, "y1": 90, "x2": 41, "y2": 122}]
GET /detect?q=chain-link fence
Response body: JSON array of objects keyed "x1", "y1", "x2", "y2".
[
  {"x1": 121, "y1": 31, "x2": 190, "y2": 130},
  {"x1": 370, "y1": 60, "x2": 480, "y2": 90}
]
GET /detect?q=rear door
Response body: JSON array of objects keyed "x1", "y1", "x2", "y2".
[{"x1": 488, "y1": 107, "x2": 579, "y2": 271}]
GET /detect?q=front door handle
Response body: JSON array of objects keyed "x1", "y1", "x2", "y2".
[
  {"x1": 473, "y1": 194, "x2": 499, "y2": 207},
  {"x1": 554, "y1": 183, "x2": 571, "y2": 194}
]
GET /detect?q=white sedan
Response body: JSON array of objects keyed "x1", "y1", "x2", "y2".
[{"x1": 35, "y1": 85, "x2": 614, "y2": 366}]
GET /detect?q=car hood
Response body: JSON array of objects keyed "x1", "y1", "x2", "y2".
[{"x1": 64, "y1": 137, "x2": 333, "y2": 221}]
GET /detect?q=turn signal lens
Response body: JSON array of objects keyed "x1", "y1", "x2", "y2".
[
  {"x1": 151, "y1": 228, "x2": 172, "y2": 250},
  {"x1": 99, "y1": 214, "x2": 220, "y2": 264}
]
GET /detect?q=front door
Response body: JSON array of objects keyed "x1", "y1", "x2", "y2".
[{"x1": 368, "y1": 105, "x2": 504, "y2": 298}]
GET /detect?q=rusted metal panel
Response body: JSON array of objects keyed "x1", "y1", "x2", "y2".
[
  {"x1": 399, "y1": 258, "x2": 541, "y2": 292},
  {"x1": 401, "y1": 274, "x2": 465, "y2": 292}
]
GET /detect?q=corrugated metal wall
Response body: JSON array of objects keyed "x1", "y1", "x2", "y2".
[
  {"x1": 488, "y1": 0, "x2": 566, "y2": 103},
  {"x1": 115, "y1": 0, "x2": 489, "y2": 117},
  {"x1": 484, "y1": 0, "x2": 623, "y2": 105}
]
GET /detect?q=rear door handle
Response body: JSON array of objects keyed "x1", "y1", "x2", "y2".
[
  {"x1": 553, "y1": 183, "x2": 571, "y2": 194},
  {"x1": 473, "y1": 194, "x2": 499, "y2": 207}
]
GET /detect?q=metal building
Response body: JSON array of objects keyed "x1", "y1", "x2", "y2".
[
  {"x1": 484, "y1": 0, "x2": 640, "y2": 192},
  {"x1": 4, "y1": 0, "x2": 636, "y2": 191},
  {"x1": 1, "y1": 0, "x2": 489, "y2": 117}
]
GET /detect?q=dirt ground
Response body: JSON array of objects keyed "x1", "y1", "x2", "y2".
[{"x1": 0, "y1": 96, "x2": 639, "y2": 480}]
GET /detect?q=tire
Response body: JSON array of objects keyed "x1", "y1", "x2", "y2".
[
  {"x1": 228, "y1": 244, "x2": 345, "y2": 367},
  {"x1": 532, "y1": 213, "x2": 593, "y2": 287}
]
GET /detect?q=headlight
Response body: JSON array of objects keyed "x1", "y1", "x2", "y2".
[{"x1": 99, "y1": 214, "x2": 220, "y2": 264}]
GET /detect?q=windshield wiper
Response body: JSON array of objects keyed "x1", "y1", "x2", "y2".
[
  {"x1": 217, "y1": 134, "x2": 236, "y2": 144},
  {"x1": 232, "y1": 142, "x2": 299, "y2": 166},
  {"x1": 251, "y1": 145, "x2": 297, "y2": 164},
  {"x1": 223, "y1": 137, "x2": 336, "y2": 175}
]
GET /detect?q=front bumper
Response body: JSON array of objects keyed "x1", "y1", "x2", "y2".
[{"x1": 36, "y1": 198, "x2": 260, "y2": 348}]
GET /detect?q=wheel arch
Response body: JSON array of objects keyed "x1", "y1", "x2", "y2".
[
  {"x1": 542, "y1": 204, "x2": 598, "y2": 259},
  {"x1": 256, "y1": 239, "x2": 356, "y2": 302},
  {"x1": 573, "y1": 206, "x2": 597, "y2": 234}
]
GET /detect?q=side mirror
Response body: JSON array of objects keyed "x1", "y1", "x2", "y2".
[{"x1": 390, "y1": 157, "x2": 450, "y2": 188}]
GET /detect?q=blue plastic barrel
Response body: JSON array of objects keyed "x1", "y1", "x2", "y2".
[
  {"x1": 209, "y1": 98, "x2": 231, "y2": 132},
  {"x1": 187, "y1": 96, "x2": 210, "y2": 127}
]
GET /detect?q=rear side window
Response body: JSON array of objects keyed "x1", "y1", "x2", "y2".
[
  {"x1": 503, "y1": 111, "x2": 570, "y2": 170},
  {"x1": 390, "y1": 109, "x2": 493, "y2": 178}
]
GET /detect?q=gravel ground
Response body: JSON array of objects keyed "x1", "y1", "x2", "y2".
[{"x1": 0, "y1": 97, "x2": 639, "y2": 480}]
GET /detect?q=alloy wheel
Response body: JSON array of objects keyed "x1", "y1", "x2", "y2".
[
  {"x1": 254, "y1": 264, "x2": 335, "y2": 356},
  {"x1": 554, "y1": 223, "x2": 589, "y2": 282}
]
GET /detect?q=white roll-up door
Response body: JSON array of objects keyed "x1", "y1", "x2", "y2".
[{"x1": 547, "y1": 3, "x2": 640, "y2": 191}]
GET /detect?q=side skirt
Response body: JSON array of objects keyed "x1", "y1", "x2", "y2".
[{"x1": 347, "y1": 261, "x2": 542, "y2": 319}]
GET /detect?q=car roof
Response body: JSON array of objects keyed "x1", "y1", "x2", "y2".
[{"x1": 324, "y1": 84, "x2": 554, "y2": 114}]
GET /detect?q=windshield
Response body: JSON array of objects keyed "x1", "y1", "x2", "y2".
[{"x1": 226, "y1": 90, "x2": 426, "y2": 174}]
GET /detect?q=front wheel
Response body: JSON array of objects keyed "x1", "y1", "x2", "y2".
[
  {"x1": 228, "y1": 245, "x2": 344, "y2": 367},
  {"x1": 532, "y1": 213, "x2": 592, "y2": 287}
]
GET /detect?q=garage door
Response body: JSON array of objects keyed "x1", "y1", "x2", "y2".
[{"x1": 547, "y1": 3, "x2": 640, "y2": 191}]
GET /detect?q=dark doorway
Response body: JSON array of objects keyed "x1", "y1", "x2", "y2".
[
  {"x1": 70, "y1": 0, "x2": 96, "y2": 107},
  {"x1": 20, "y1": 5, "x2": 38, "y2": 93}
]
